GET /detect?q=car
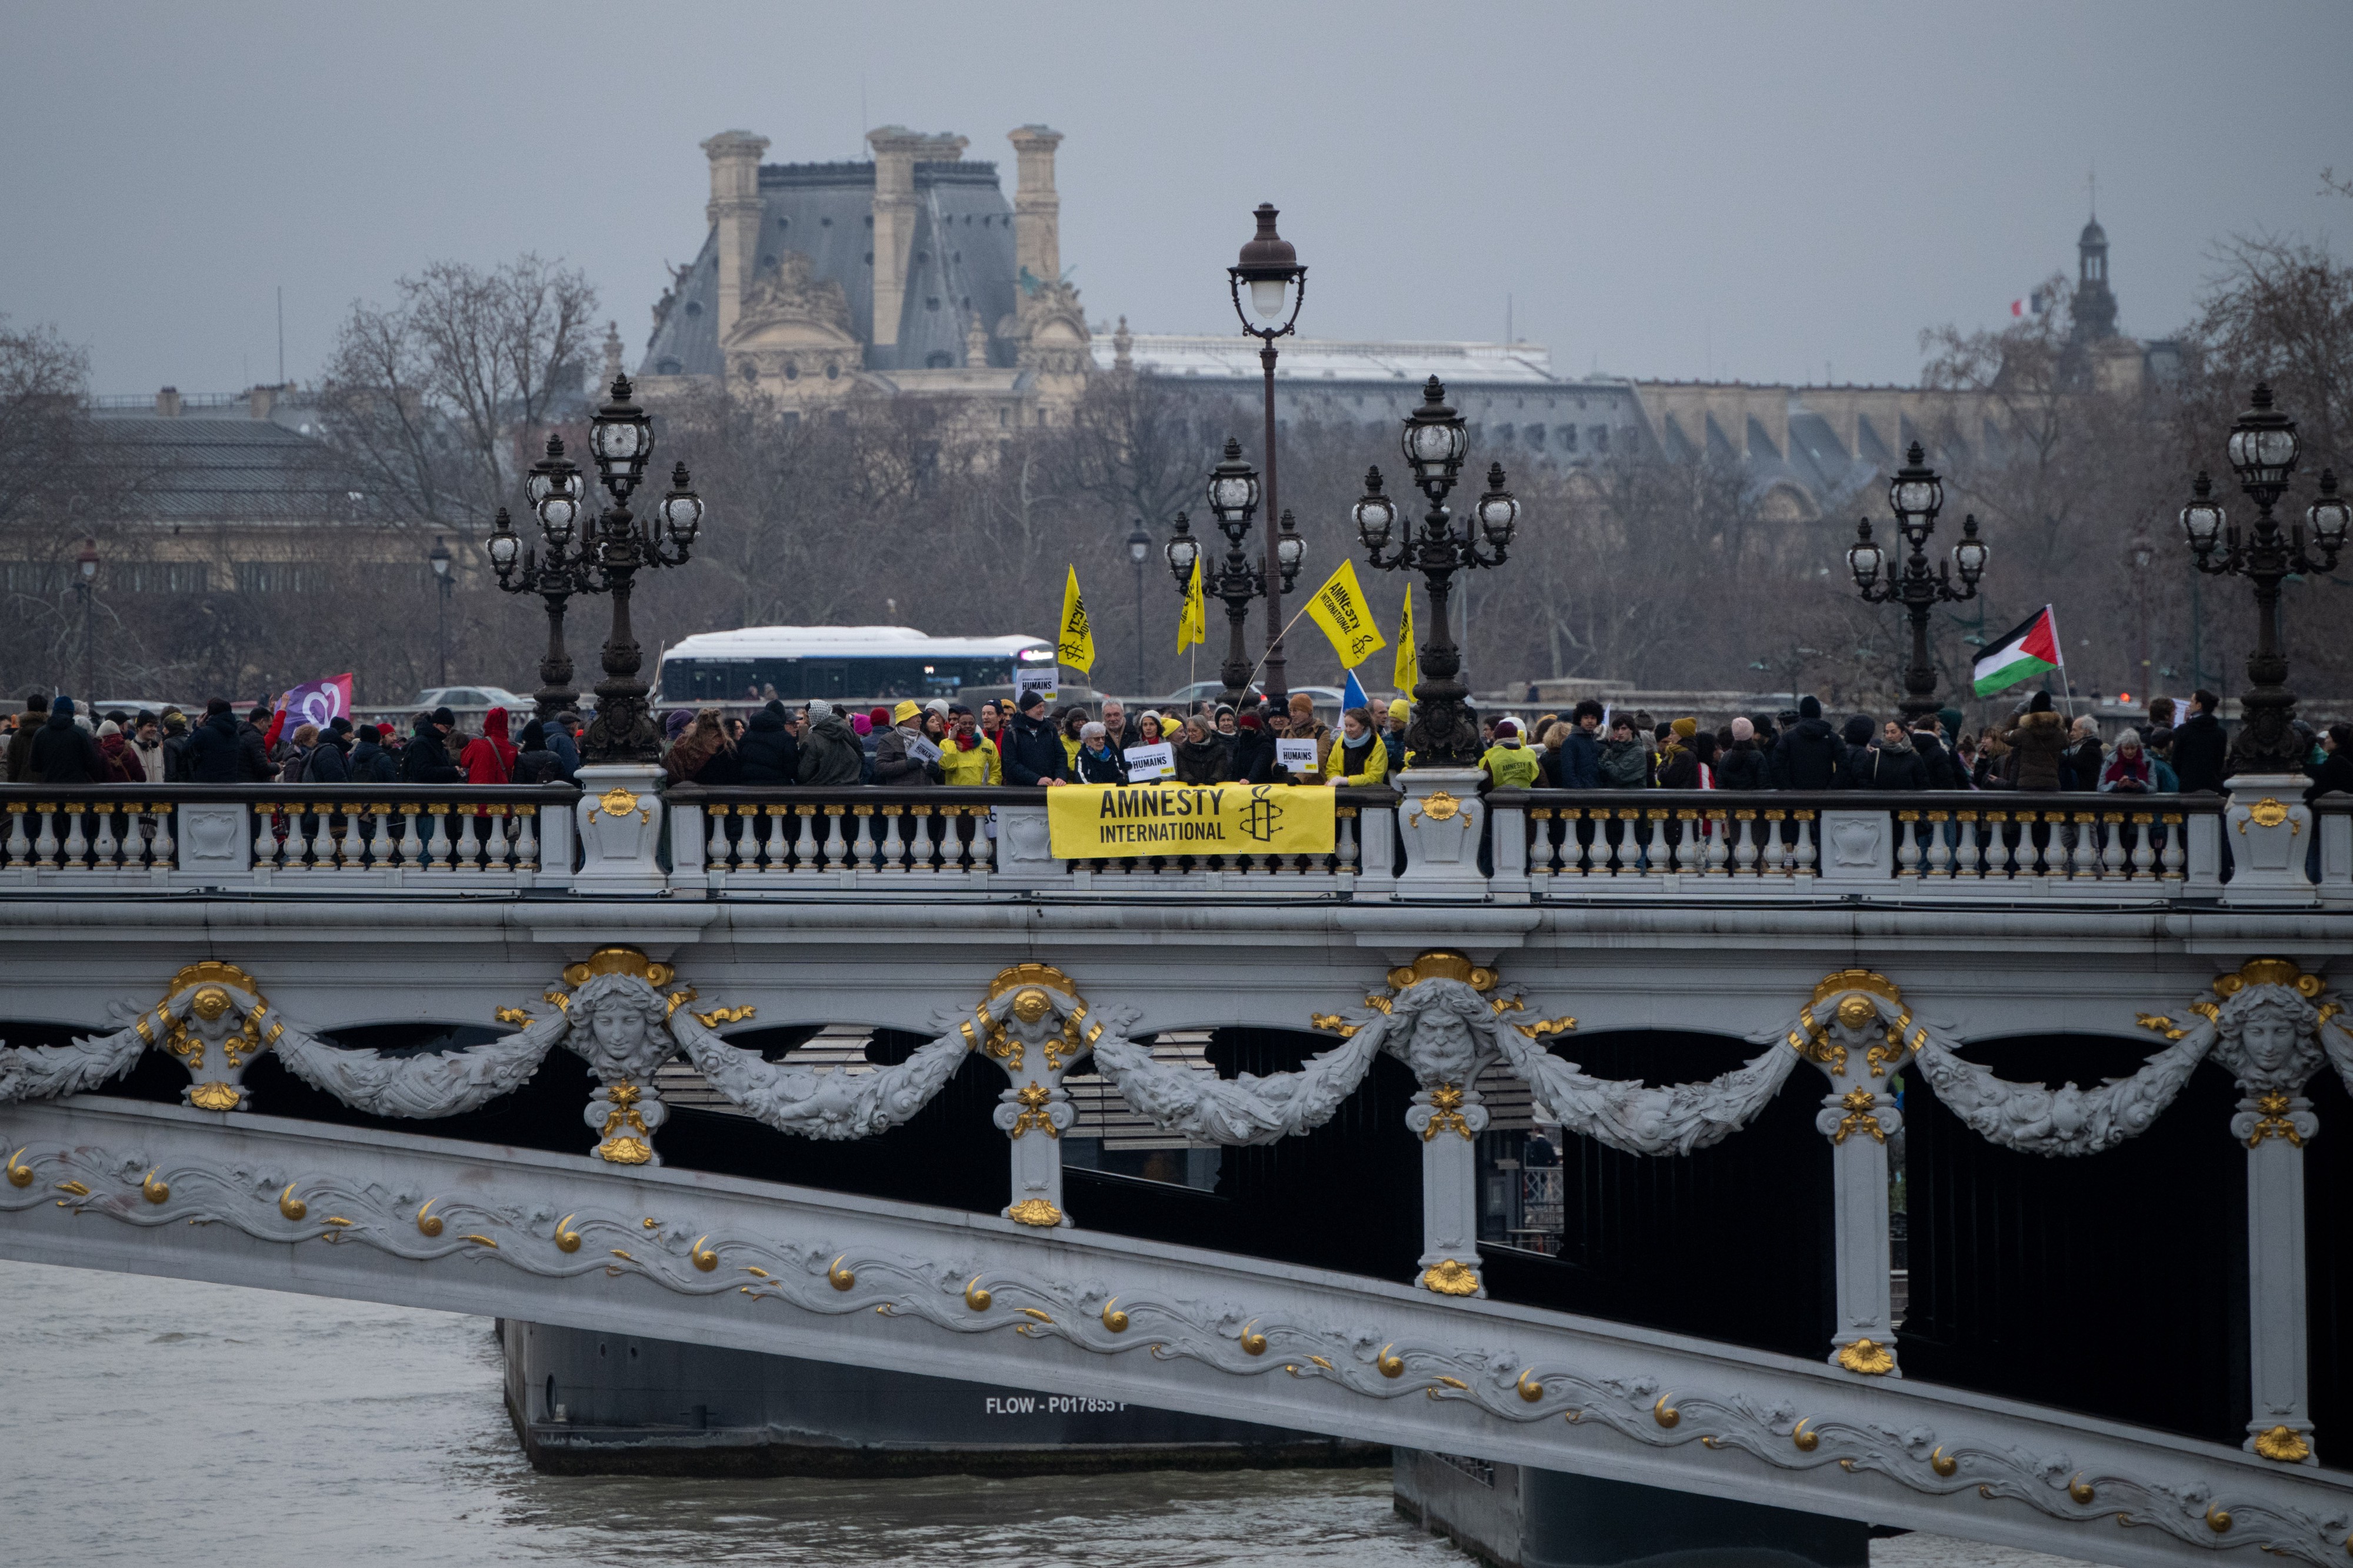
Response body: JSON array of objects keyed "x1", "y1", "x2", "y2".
[{"x1": 411, "y1": 686, "x2": 534, "y2": 713}]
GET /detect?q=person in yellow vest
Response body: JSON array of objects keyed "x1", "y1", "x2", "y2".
[
  {"x1": 1479, "y1": 718, "x2": 1542, "y2": 790},
  {"x1": 938, "y1": 703, "x2": 1000, "y2": 785},
  {"x1": 1324, "y1": 706, "x2": 1390, "y2": 786}
]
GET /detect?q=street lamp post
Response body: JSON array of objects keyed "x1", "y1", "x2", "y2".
[
  {"x1": 1842, "y1": 443, "x2": 1988, "y2": 726},
  {"x1": 1126, "y1": 522, "x2": 1150, "y2": 696},
  {"x1": 1228, "y1": 203, "x2": 1307, "y2": 707},
  {"x1": 74, "y1": 540, "x2": 97, "y2": 700},
  {"x1": 486, "y1": 435, "x2": 588, "y2": 720},
  {"x1": 485, "y1": 375, "x2": 702, "y2": 764},
  {"x1": 2178, "y1": 383, "x2": 2347, "y2": 772},
  {"x1": 428, "y1": 537, "x2": 453, "y2": 688},
  {"x1": 1165, "y1": 439, "x2": 1303, "y2": 707},
  {"x1": 1351, "y1": 376, "x2": 1521, "y2": 767}
]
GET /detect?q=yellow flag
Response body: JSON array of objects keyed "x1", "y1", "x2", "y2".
[
  {"x1": 1176, "y1": 553, "x2": 1205, "y2": 652},
  {"x1": 1392, "y1": 584, "x2": 1419, "y2": 695},
  {"x1": 1058, "y1": 565, "x2": 1094, "y2": 674},
  {"x1": 1304, "y1": 559, "x2": 1388, "y2": 670}
]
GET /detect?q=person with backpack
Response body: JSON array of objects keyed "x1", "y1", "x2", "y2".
[
  {"x1": 459, "y1": 706, "x2": 519, "y2": 785},
  {"x1": 301, "y1": 718, "x2": 354, "y2": 783}
]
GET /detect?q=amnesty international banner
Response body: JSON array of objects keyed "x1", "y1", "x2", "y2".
[
  {"x1": 1305, "y1": 559, "x2": 1386, "y2": 669},
  {"x1": 1046, "y1": 782, "x2": 1336, "y2": 859}
]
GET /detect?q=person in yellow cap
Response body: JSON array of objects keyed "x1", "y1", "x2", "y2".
[
  {"x1": 874, "y1": 698, "x2": 942, "y2": 785},
  {"x1": 1479, "y1": 718, "x2": 1541, "y2": 790}
]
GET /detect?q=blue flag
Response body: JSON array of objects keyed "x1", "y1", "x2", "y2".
[{"x1": 1342, "y1": 668, "x2": 1369, "y2": 713}]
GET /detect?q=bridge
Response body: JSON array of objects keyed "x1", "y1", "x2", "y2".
[{"x1": 5, "y1": 769, "x2": 2352, "y2": 1568}]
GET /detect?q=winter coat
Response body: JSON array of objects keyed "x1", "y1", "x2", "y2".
[
  {"x1": 1597, "y1": 737, "x2": 1649, "y2": 789},
  {"x1": 2305, "y1": 752, "x2": 2353, "y2": 804},
  {"x1": 2059, "y1": 736, "x2": 2105, "y2": 793},
  {"x1": 2001, "y1": 710, "x2": 2068, "y2": 792},
  {"x1": 400, "y1": 719, "x2": 464, "y2": 784},
  {"x1": 1481, "y1": 743, "x2": 1542, "y2": 790},
  {"x1": 129, "y1": 737, "x2": 168, "y2": 783},
  {"x1": 1551, "y1": 727, "x2": 1602, "y2": 789},
  {"x1": 2171, "y1": 712, "x2": 2228, "y2": 793},
  {"x1": 1769, "y1": 718, "x2": 1843, "y2": 791},
  {"x1": 348, "y1": 735, "x2": 397, "y2": 785},
  {"x1": 939, "y1": 734, "x2": 999, "y2": 787},
  {"x1": 1861, "y1": 737, "x2": 1927, "y2": 791},
  {"x1": 1173, "y1": 735, "x2": 1228, "y2": 785},
  {"x1": 185, "y1": 712, "x2": 249, "y2": 782},
  {"x1": 97, "y1": 733, "x2": 143, "y2": 784},
  {"x1": 301, "y1": 735, "x2": 351, "y2": 783},
  {"x1": 29, "y1": 709, "x2": 105, "y2": 785},
  {"x1": 1327, "y1": 732, "x2": 1389, "y2": 787},
  {"x1": 2098, "y1": 749, "x2": 2154, "y2": 793},
  {"x1": 1075, "y1": 743, "x2": 1127, "y2": 785},
  {"x1": 1655, "y1": 743, "x2": 1702, "y2": 791},
  {"x1": 4, "y1": 717, "x2": 40, "y2": 783},
  {"x1": 873, "y1": 724, "x2": 942, "y2": 786},
  {"x1": 459, "y1": 708, "x2": 519, "y2": 785},
  {"x1": 1229, "y1": 727, "x2": 1277, "y2": 785},
  {"x1": 513, "y1": 746, "x2": 565, "y2": 785},
  {"x1": 1911, "y1": 732, "x2": 1961, "y2": 791},
  {"x1": 735, "y1": 710, "x2": 798, "y2": 785},
  {"x1": 1002, "y1": 712, "x2": 1068, "y2": 787},
  {"x1": 1279, "y1": 720, "x2": 1330, "y2": 784},
  {"x1": 236, "y1": 720, "x2": 275, "y2": 779},
  {"x1": 795, "y1": 713, "x2": 865, "y2": 785},
  {"x1": 544, "y1": 725, "x2": 580, "y2": 782},
  {"x1": 1837, "y1": 718, "x2": 1878, "y2": 790},
  {"x1": 1715, "y1": 739, "x2": 1768, "y2": 792}
]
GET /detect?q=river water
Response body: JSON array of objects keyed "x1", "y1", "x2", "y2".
[{"x1": 0, "y1": 1259, "x2": 2088, "y2": 1568}]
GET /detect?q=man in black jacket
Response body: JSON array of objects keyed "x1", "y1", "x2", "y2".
[
  {"x1": 28, "y1": 697, "x2": 104, "y2": 783},
  {"x1": 737, "y1": 701, "x2": 799, "y2": 785},
  {"x1": 401, "y1": 709, "x2": 463, "y2": 783},
  {"x1": 348, "y1": 723, "x2": 398, "y2": 783},
  {"x1": 2172, "y1": 689, "x2": 2229, "y2": 793},
  {"x1": 1002, "y1": 689, "x2": 1066, "y2": 786},
  {"x1": 1768, "y1": 695, "x2": 1844, "y2": 790},
  {"x1": 302, "y1": 718, "x2": 354, "y2": 782},
  {"x1": 5, "y1": 692, "x2": 46, "y2": 782}
]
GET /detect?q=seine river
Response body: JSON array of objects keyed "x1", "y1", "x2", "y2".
[{"x1": 0, "y1": 1259, "x2": 2084, "y2": 1568}]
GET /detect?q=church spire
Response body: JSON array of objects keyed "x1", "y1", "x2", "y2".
[{"x1": 2071, "y1": 191, "x2": 2117, "y2": 343}]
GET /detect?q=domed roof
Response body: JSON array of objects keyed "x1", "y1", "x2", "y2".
[{"x1": 2079, "y1": 218, "x2": 2108, "y2": 247}]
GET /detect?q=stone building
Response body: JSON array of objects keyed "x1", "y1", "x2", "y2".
[{"x1": 635, "y1": 125, "x2": 1090, "y2": 429}]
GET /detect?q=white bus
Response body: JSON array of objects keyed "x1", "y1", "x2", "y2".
[{"x1": 655, "y1": 626, "x2": 1057, "y2": 708}]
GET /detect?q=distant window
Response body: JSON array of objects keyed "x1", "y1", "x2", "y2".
[
  {"x1": 952, "y1": 251, "x2": 960, "y2": 263},
  {"x1": 776, "y1": 216, "x2": 790, "y2": 229},
  {"x1": 234, "y1": 561, "x2": 326, "y2": 594},
  {"x1": 825, "y1": 362, "x2": 840, "y2": 381},
  {"x1": 915, "y1": 251, "x2": 928, "y2": 264},
  {"x1": 926, "y1": 351, "x2": 953, "y2": 368},
  {"x1": 739, "y1": 361, "x2": 759, "y2": 383},
  {"x1": 1622, "y1": 427, "x2": 1639, "y2": 453},
  {"x1": 1561, "y1": 425, "x2": 1578, "y2": 452},
  {"x1": 684, "y1": 301, "x2": 702, "y2": 317},
  {"x1": 926, "y1": 296, "x2": 941, "y2": 311},
  {"x1": 1591, "y1": 426, "x2": 1609, "y2": 453},
  {"x1": 1527, "y1": 425, "x2": 1545, "y2": 448},
  {"x1": 998, "y1": 408, "x2": 1009, "y2": 427},
  {"x1": 1497, "y1": 423, "x2": 1515, "y2": 442},
  {"x1": 655, "y1": 358, "x2": 682, "y2": 376},
  {"x1": 784, "y1": 362, "x2": 799, "y2": 381},
  {"x1": 865, "y1": 251, "x2": 874, "y2": 264},
  {"x1": 759, "y1": 253, "x2": 775, "y2": 269},
  {"x1": 863, "y1": 215, "x2": 872, "y2": 227}
]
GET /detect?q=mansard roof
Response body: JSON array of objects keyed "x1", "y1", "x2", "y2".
[
  {"x1": 78, "y1": 414, "x2": 358, "y2": 525},
  {"x1": 639, "y1": 158, "x2": 1022, "y2": 380}
]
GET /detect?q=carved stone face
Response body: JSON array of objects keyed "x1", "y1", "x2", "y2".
[
  {"x1": 2240, "y1": 1015, "x2": 2300, "y2": 1076},
  {"x1": 565, "y1": 976, "x2": 672, "y2": 1082}
]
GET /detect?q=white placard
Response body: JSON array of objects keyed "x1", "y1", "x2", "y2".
[
  {"x1": 1014, "y1": 668, "x2": 1057, "y2": 708},
  {"x1": 1277, "y1": 738, "x2": 1321, "y2": 774},
  {"x1": 904, "y1": 734, "x2": 942, "y2": 765},
  {"x1": 1123, "y1": 740, "x2": 1175, "y2": 781}
]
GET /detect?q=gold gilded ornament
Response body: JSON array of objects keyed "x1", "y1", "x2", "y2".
[
  {"x1": 2247, "y1": 799, "x2": 2289, "y2": 830},
  {"x1": 963, "y1": 1276, "x2": 992, "y2": 1312},
  {"x1": 1006, "y1": 1198, "x2": 1064, "y2": 1226},
  {"x1": 1931, "y1": 1447, "x2": 1958, "y2": 1478},
  {"x1": 2254, "y1": 1425, "x2": 2312, "y2": 1463},
  {"x1": 691, "y1": 1236, "x2": 718, "y2": 1272},
  {"x1": 1517, "y1": 1369, "x2": 1544, "y2": 1403},
  {"x1": 1652, "y1": 1394, "x2": 1679, "y2": 1428},
  {"x1": 1792, "y1": 1419, "x2": 1820, "y2": 1452},
  {"x1": 1376, "y1": 1343, "x2": 1404, "y2": 1378},
  {"x1": 2068, "y1": 1474, "x2": 2095, "y2": 1503},
  {"x1": 1421, "y1": 1085, "x2": 1474, "y2": 1142},
  {"x1": 1835, "y1": 1338, "x2": 1896, "y2": 1374},
  {"x1": 188, "y1": 1082, "x2": 242, "y2": 1112},
  {"x1": 1101, "y1": 1299, "x2": 1129, "y2": 1333},
  {"x1": 1421, "y1": 1259, "x2": 1480, "y2": 1296},
  {"x1": 141, "y1": 1169, "x2": 169, "y2": 1205},
  {"x1": 826, "y1": 1255, "x2": 855, "y2": 1290},
  {"x1": 277, "y1": 1185, "x2": 307, "y2": 1221},
  {"x1": 415, "y1": 1201, "x2": 444, "y2": 1237},
  {"x1": 6, "y1": 1148, "x2": 35, "y2": 1189},
  {"x1": 1239, "y1": 1320, "x2": 1267, "y2": 1356},
  {"x1": 553, "y1": 1215, "x2": 582, "y2": 1253}
]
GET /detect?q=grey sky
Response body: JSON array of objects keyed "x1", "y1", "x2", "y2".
[{"x1": 5, "y1": 0, "x2": 2346, "y2": 396}]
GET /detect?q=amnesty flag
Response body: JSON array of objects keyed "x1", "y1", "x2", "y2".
[
  {"x1": 1305, "y1": 559, "x2": 1387, "y2": 669},
  {"x1": 1176, "y1": 553, "x2": 1206, "y2": 652},
  {"x1": 1058, "y1": 565, "x2": 1095, "y2": 673},
  {"x1": 1048, "y1": 781, "x2": 1335, "y2": 859},
  {"x1": 1392, "y1": 585, "x2": 1419, "y2": 696}
]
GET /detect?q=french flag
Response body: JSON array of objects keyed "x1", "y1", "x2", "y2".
[{"x1": 2009, "y1": 289, "x2": 2049, "y2": 319}]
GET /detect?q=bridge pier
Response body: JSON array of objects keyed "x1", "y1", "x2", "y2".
[{"x1": 1395, "y1": 1449, "x2": 1871, "y2": 1568}]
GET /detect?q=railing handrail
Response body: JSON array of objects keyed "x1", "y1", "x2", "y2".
[
  {"x1": 667, "y1": 783, "x2": 1404, "y2": 807},
  {"x1": 0, "y1": 783, "x2": 579, "y2": 803},
  {"x1": 1491, "y1": 786, "x2": 2228, "y2": 810}
]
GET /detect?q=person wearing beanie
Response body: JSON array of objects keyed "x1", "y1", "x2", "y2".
[
  {"x1": 1769, "y1": 695, "x2": 1842, "y2": 790},
  {"x1": 1657, "y1": 716, "x2": 1703, "y2": 790},
  {"x1": 736, "y1": 700, "x2": 799, "y2": 786},
  {"x1": 1717, "y1": 715, "x2": 1768, "y2": 791},
  {"x1": 1002, "y1": 687, "x2": 1067, "y2": 786},
  {"x1": 794, "y1": 697, "x2": 863, "y2": 785},
  {"x1": 301, "y1": 715, "x2": 355, "y2": 783},
  {"x1": 1229, "y1": 710, "x2": 1276, "y2": 783},
  {"x1": 30, "y1": 696, "x2": 105, "y2": 785},
  {"x1": 95, "y1": 718, "x2": 145, "y2": 783},
  {"x1": 1479, "y1": 717, "x2": 1542, "y2": 790},
  {"x1": 348, "y1": 719, "x2": 397, "y2": 783},
  {"x1": 6, "y1": 692, "x2": 48, "y2": 783}
]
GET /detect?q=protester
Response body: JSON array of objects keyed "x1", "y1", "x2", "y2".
[
  {"x1": 2060, "y1": 715, "x2": 2105, "y2": 792},
  {"x1": 459, "y1": 706, "x2": 519, "y2": 785},
  {"x1": 796, "y1": 699, "x2": 863, "y2": 785},
  {"x1": 6, "y1": 693, "x2": 48, "y2": 782},
  {"x1": 940, "y1": 704, "x2": 999, "y2": 785},
  {"x1": 1716, "y1": 716, "x2": 1768, "y2": 790},
  {"x1": 1597, "y1": 716, "x2": 1649, "y2": 788},
  {"x1": 1656, "y1": 718, "x2": 1703, "y2": 789},
  {"x1": 29, "y1": 696, "x2": 105, "y2": 784},
  {"x1": 2305, "y1": 723, "x2": 2353, "y2": 803},
  {"x1": 2098, "y1": 728, "x2": 2155, "y2": 793},
  {"x1": 299, "y1": 718, "x2": 354, "y2": 783},
  {"x1": 1174, "y1": 714, "x2": 1226, "y2": 784},
  {"x1": 1099, "y1": 699, "x2": 1138, "y2": 752},
  {"x1": 2002, "y1": 691, "x2": 2067, "y2": 792},
  {"x1": 873, "y1": 699, "x2": 944, "y2": 786},
  {"x1": 737, "y1": 701, "x2": 799, "y2": 785},
  {"x1": 1544, "y1": 701, "x2": 1602, "y2": 789},
  {"x1": 1909, "y1": 717, "x2": 1961, "y2": 790},
  {"x1": 2172, "y1": 690, "x2": 2228, "y2": 793},
  {"x1": 1769, "y1": 696, "x2": 1842, "y2": 790},
  {"x1": 1002, "y1": 689, "x2": 1067, "y2": 786},
  {"x1": 543, "y1": 712, "x2": 581, "y2": 780},
  {"x1": 1479, "y1": 718, "x2": 1542, "y2": 789},
  {"x1": 401, "y1": 708, "x2": 464, "y2": 783},
  {"x1": 1135, "y1": 712, "x2": 1164, "y2": 747},
  {"x1": 1325, "y1": 706, "x2": 1389, "y2": 786},
  {"x1": 348, "y1": 723, "x2": 397, "y2": 783},
  {"x1": 664, "y1": 707, "x2": 739, "y2": 786},
  {"x1": 1859, "y1": 719, "x2": 1926, "y2": 790},
  {"x1": 1074, "y1": 720, "x2": 1126, "y2": 783},
  {"x1": 1225, "y1": 710, "x2": 1275, "y2": 783},
  {"x1": 511, "y1": 720, "x2": 565, "y2": 784}
]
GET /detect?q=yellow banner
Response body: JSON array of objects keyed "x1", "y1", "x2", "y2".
[
  {"x1": 1058, "y1": 565, "x2": 1095, "y2": 673},
  {"x1": 1305, "y1": 558, "x2": 1387, "y2": 669},
  {"x1": 1393, "y1": 583, "x2": 1419, "y2": 695},
  {"x1": 1046, "y1": 782, "x2": 1336, "y2": 859},
  {"x1": 1177, "y1": 553, "x2": 1205, "y2": 651}
]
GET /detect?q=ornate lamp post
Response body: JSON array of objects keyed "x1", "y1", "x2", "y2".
[
  {"x1": 2179, "y1": 383, "x2": 2347, "y2": 771},
  {"x1": 1228, "y1": 203, "x2": 1307, "y2": 705},
  {"x1": 1165, "y1": 439, "x2": 1304, "y2": 706},
  {"x1": 484, "y1": 374, "x2": 702, "y2": 765},
  {"x1": 1842, "y1": 443, "x2": 1987, "y2": 725},
  {"x1": 1350, "y1": 377, "x2": 1519, "y2": 766},
  {"x1": 428, "y1": 536, "x2": 453, "y2": 686},
  {"x1": 485, "y1": 435, "x2": 590, "y2": 719},
  {"x1": 1126, "y1": 521, "x2": 1151, "y2": 695},
  {"x1": 74, "y1": 539, "x2": 97, "y2": 700}
]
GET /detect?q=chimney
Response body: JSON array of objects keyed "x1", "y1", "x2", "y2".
[
  {"x1": 248, "y1": 384, "x2": 277, "y2": 421},
  {"x1": 1112, "y1": 316, "x2": 1133, "y2": 373},
  {"x1": 865, "y1": 126, "x2": 964, "y2": 349},
  {"x1": 701, "y1": 130, "x2": 771, "y2": 348},
  {"x1": 156, "y1": 386, "x2": 181, "y2": 418},
  {"x1": 1007, "y1": 126, "x2": 1064, "y2": 294}
]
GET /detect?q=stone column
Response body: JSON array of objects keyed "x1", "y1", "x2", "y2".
[
  {"x1": 2238, "y1": 1089, "x2": 2317, "y2": 1462},
  {"x1": 1007, "y1": 125, "x2": 1064, "y2": 292},
  {"x1": 1817, "y1": 1082, "x2": 1901, "y2": 1376},
  {"x1": 866, "y1": 126, "x2": 928, "y2": 350},
  {"x1": 573, "y1": 768, "x2": 666, "y2": 894},
  {"x1": 700, "y1": 131, "x2": 769, "y2": 349},
  {"x1": 1393, "y1": 770, "x2": 1487, "y2": 899},
  {"x1": 2221, "y1": 778, "x2": 2316, "y2": 905},
  {"x1": 1407, "y1": 1080, "x2": 1487, "y2": 1299}
]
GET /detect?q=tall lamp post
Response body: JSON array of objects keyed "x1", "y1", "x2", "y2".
[
  {"x1": 1126, "y1": 521, "x2": 1151, "y2": 696},
  {"x1": 1842, "y1": 443, "x2": 1988, "y2": 725},
  {"x1": 1165, "y1": 439, "x2": 1303, "y2": 706},
  {"x1": 1229, "y1": 203, "x2": 1307, "y2": 706},
  {"x1": 2178, "y1": 383, "x2": 2347, "y2": 771},
  {"x1": 428, "y1": 536, "x2": 453, "y2": 687},
  {"x1": 485, "y1": 375, "x2": 702, "y2": 763},
  {"x1": 487, "y1": 435, "x2": 588, "y2": 719},
  {"x1": 1351, "y1": 377, "x2": 1520, "y2": 766},
  {"x1": 74, "y1": 540, "x2": 97, "y2": 700}
]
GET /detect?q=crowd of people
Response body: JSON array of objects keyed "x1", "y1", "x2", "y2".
[{"x1": 9, "y1": 685, "x2": 2351, "y2": 806}]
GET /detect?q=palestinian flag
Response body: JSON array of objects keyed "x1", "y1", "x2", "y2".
[{"x1": 1973, "y1": 606, "x2": 2062, "y2": 696}]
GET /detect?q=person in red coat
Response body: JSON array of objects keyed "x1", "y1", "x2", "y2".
[{"x1": 458, "y1": 706, "x2": 518, "y2": 784}]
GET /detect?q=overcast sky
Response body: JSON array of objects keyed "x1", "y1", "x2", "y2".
[{"x1": 5, "y1": 0, "x2": 2346, "y2": 396}]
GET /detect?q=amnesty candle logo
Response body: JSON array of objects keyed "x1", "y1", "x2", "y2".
[
  {"x1": 1058, "y1": 566, "x2": 1095, "y2": 673},
  {"x1": 1046, "y1": 782, "x2": 1335, "y2": 859},
  {"x1": 1305, "y1": 559, "x2": 1387, "y2": 669}
]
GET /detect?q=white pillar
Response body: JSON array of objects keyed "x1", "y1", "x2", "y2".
[
  {"x1": 1407, "y1": 1082, "x2": 1487, "y2": 1297},
  {"x1": 1818, "y1": 1087, "x2": 1902, "y2": 1376},
  {"x1": 2237, "y1": 1089, "x2": 2318, "y2": 1463}
]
